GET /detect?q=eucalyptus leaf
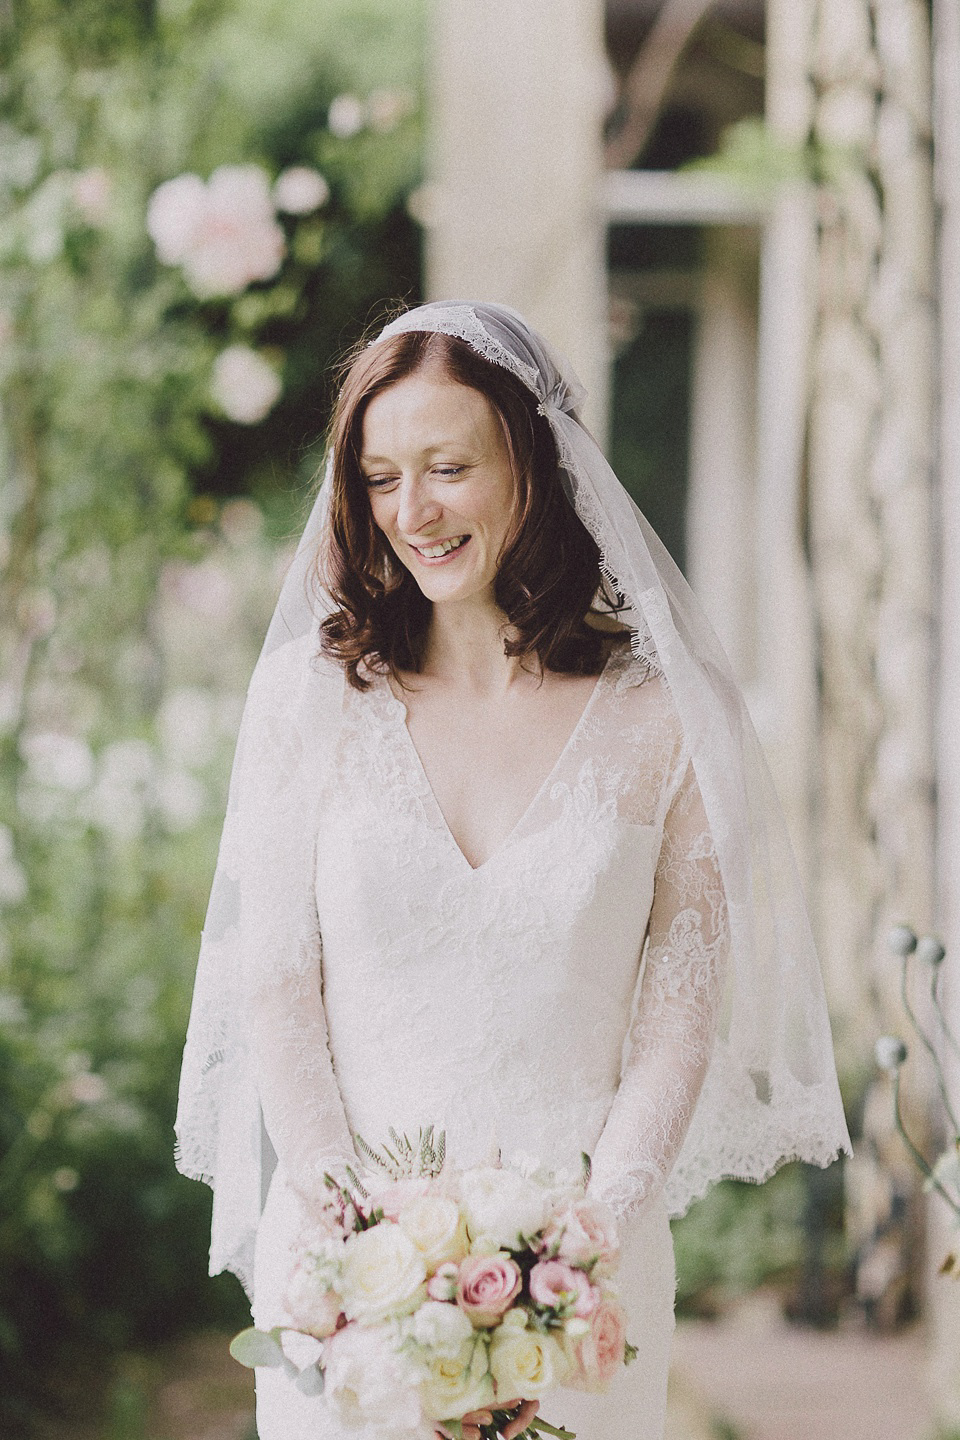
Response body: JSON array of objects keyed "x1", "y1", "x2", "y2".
[
  {"x1": 229, "y1": 1327, "x2": 285, "y2": 1368},
  {"x1": 295, "y1": 1363, "x2": 326, "y2": 1396}
]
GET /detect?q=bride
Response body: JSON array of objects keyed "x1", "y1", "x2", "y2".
[{"x1": 175, "y1": 301, "x2": 850, "y2": 1440}]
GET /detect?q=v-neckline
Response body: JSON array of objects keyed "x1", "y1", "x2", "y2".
[{"x1": 378, "y1": 650, "x2": 615, "y2": 874}]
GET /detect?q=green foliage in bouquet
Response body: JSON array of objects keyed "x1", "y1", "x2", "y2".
[{"x1": 0, "y1": 0, "x2": 424, "y2": 1431}]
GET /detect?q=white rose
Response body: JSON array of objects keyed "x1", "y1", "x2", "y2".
[
  {"x1": 398, "y1": 1195, "x2": 469, "y2": 1271},
  {"x1": 340, "y1": 1224, "x2": 427, "y2": 1324},
  {"x1": 489, "y1": 1327, "x2": 567, "y2": 1401},
  {"x1": 419, "y1": 1338, "x2": 496, "y2": 1422},
  {"x1": 409, "y1": 1300, "x2": 473, "y2": 1358},
  {"x1": 211, "y1": 345, "x2": 282, "y2": 425},
  {"x1": 459, "y1": 1167, "x2": 548, "y2": 1251},
  {"x1": 323, "y1": 1323, "x2": 424, "y2": 1432},
  {"x1": 273, "y1": 165, "x2": 329, "y2": 214}
]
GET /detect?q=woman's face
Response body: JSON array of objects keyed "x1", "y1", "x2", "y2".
[{"x1": 359, "y1": 370, "x2": 519, "y2": 611}]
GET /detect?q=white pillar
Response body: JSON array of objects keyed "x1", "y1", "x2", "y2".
[
  {"x1": 426, "y1": 0, "x2": 609, "y2": 435},
  {"x1": 930, "y1": 0, "x2": 960, "y2": 1420}
]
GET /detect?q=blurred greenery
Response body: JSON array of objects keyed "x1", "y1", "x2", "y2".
[{"x1": 0, "y1": 0, "x2": 423, "y2": 1432}]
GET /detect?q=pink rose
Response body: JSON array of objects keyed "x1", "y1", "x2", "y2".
[
  {"x1": 541, "y1": 1198, "x2": 620, "y2": 1269},
  {"x1": 565, "y1": 1299, "x2": 628, "y2": 1392},
  {"x1": 456, "y1": 1254, "x2": 522, "y2": 1327},
  {"x1": 529, "y1": 1260, "x2": 599, "y2": 1318}
]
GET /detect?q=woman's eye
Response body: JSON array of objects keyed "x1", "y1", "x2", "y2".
[
  {"x1": 364, "y1": 475, "x2": 399, "y2": 490},
  {"x1": 434, "y1": 466, "x2": 463, "y2": 478}
]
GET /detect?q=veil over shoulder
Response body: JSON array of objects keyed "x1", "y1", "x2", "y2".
[{"x1": 175, "y1": 300, "x2": 851, "y2": 1298}]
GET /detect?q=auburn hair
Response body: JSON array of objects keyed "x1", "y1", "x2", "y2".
[{"x1": 317, "y1": 327, "x2": 622, "y2": 689}]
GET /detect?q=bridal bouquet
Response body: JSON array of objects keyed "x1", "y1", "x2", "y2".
[{"x1": 231, "y1": 1129, "x2": 636, "y2": 1440}]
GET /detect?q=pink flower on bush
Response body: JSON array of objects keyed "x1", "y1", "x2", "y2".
[
  {"x1": 529, "y1": 1260, "x2": 599, "y2": 1318},
  {"x1": 540, "y1": 1197, "x2": 619, "y2": 1269},
  {"x1": 565, "y1": 1298, "x2": 628, "y2": 1391},
  {"x1": 147, "y1": 165, "x2": 285, "y2": 299},
  {"x1": 455, "y1": 1254, "x2": 521, "y2": 1327}
]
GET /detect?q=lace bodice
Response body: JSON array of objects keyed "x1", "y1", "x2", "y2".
[{"x1": 251, "y1": 645, "x2": 729, "y2": 1225}]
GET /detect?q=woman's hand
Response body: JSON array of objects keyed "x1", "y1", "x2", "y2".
[{"x1": 435, "y1": 1399, "x2": 540, "y2": 1440}]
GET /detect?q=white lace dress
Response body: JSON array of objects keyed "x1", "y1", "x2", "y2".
[{"x1": 250, "y1": 645, "x2": 728, "y2": 1440}]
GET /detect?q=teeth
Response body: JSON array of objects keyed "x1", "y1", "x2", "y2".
[{"x1": 417, "y1": 536, "x2": 467, "y2": 558}]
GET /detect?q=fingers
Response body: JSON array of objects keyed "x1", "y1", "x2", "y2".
[{"x1": 501, "y1": 1399, "x2": 540, "y2": 1440}]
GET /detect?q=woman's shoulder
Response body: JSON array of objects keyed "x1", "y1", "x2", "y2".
[{"x1": 246, "y1": 633, "x2": 344, "y2": 719}]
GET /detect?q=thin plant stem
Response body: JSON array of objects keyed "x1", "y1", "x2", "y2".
[
  {"x1": 892, "y1": 1071, "x2": 960, "y2": 1221},
  {"x1": 899, "y1": 955, "x2": 960, "y2": 1133}
]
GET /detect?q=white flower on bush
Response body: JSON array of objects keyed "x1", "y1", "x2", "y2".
[
  {"x1": 211, "y1": 345, "x2": 282, "y2": 425},
  {"x1": 407, "y1": 1299, "x2": 473, "y2": 1359},
  {"x1": 339, "y1": 1223, "x2": 427, "y2": 1324},
  {"x1": 20, "y1": 731, "x2": 95, "y2": 792},
  {"x1": 418, "y1": 1337, "x2": 495, "y2": 1423},
  {"x1": 368, "y1": 87, "x2": 415, "y2": 133},
  {"x1": 459, "y1": 1166, "x2": 549, "y2": 1250},
  {"x1": 323, "y1": 1323, "x2": 425, "y2": 1435},
  {"x1": 72, "y1": 167, "x2": 112, "y2": 225},
  {"x1": 273, "y1": 165, "x2": 329, "y2": 215},
  {"x1": 328, "y1": 93, "x2": 365, "y2": 138},
  {"x1": 147, "y1": 164, "x2": 285, "y2": 298}
]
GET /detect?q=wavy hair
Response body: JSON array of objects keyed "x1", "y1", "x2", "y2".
[{"x1": 317, "y1": 327, "x2": 621, "y2": 689}]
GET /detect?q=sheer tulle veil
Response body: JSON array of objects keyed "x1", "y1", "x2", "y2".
[{"x1": 175, "y1": 300, "x2": 851, "y2": 1297}]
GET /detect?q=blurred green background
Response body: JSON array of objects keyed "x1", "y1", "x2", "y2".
[{"x1": 0, "y1": 3, "x2": 849, "y2": 1435}]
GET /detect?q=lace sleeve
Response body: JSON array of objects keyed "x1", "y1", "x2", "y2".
[
  {"x1": 236, "y1": 658, "x2": 357, "y2": 1207},
  {"x1": 588, "y1": 754, "x2": 729, "y2": 1223}
]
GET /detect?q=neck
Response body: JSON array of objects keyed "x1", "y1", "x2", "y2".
[{"x1": 420, "y1": 596, "x2": 535, "y2": 695}]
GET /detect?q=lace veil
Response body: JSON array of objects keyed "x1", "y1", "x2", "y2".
[{"x1": 175, "y1": 300, "x2": 851, "y2": 1296}]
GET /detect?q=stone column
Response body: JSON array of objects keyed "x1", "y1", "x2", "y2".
[{"x1": 425, "y1": 0, "x2": 609, "y2": 434}]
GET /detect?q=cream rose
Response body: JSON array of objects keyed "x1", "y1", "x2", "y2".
[
  {"x1": 459, "y1": 1167, "x2": 548, "y2": 1250},
  {"x1": 489, "y1": 1327, "x2": 567, "y2": 1400},
  {"x1": 419, "y1": 1337, "x2": 496, "y2": 1422},
  {"x1": 398, "y1": 1195, "x2": 469, "y2": 1271},
  {"x1": 339, "y1": 1223, "x2": 427, "y2": 1324}
]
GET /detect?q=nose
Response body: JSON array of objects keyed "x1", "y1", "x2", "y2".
[{"x1": 396, "y1": 475, "x2": 441, "y2": 536}]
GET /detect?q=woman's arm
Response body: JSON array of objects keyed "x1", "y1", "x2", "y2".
[
  {"x1": 234, "y1": 650, "x2": 356, "y2": 1206},
  {"x1": 588, "y1": 756, "x2": 729, "y2": 1222}
]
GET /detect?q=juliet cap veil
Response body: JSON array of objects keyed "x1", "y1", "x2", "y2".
[{"x1": 175, "y1": 299, "x2": 851, "y2": 1296}]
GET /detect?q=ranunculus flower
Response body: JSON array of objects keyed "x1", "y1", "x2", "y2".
[
  {"x1": 529, "y1": 1260, "x2": 599, "y2": 1318},
  {"x1": 456, "y1": 1254, "x2": 521, "y2": 1327},
  {"x1": 273, "y1": 165, "x2": 329, "y2": 214},
  {"x1": 211, "y1": 345, "x2": 282, "y2": 425},
  {"x1": 459, "y1": 1167, "x2": 548, "y2": 1250},
  {"x1": 323, "y1": 1323, "x2": 424, "y2": 1431},
  {"x1": 489, "y1": 1327, "x2": 566, "y2": 1400},
  {"x1": 147, "y1": 164, "x2": 285, "y2": 298},
  {"x1": 398, "y1": 1195, "x2": 469, "y2": 1271},
  {"x1": 419, "y1": 1337, "x2": 496, "y2": 1422},
  {"x1": 409, "y1": 1299, "x2": 474, "y2": 1358},
  {"x1": 541, "y1": 1197, "x2": 620, "y2": 1270},
  {"x1": 563, "y1": 1298, "x2": 627, "y2": 1392},
  {"x1": 283, "y1": 1261, "x2": 343, "y2": 1338},
  {"x1": 427, "y1": 1262, "x2": 459, "y2": 1301},
  {"x1": 339, "y1": 1223, "x2": 426, "y2": 1324}
]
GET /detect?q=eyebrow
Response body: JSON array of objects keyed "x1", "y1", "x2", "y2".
[{"x1": 359, "y1": 444, "x2": 472, "y2": 466}]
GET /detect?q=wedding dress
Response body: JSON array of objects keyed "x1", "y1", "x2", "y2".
[
  {"x1": 175, "y1": 300, "x2": 851, "y2": 1440},
  {"x1": 248, "y1": 638, "x2": 723, "y2": 1438}
]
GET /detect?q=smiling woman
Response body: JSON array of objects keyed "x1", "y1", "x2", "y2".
[{"x1": 175, "y1": 302, "x2": 850, "y2": 1440}]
